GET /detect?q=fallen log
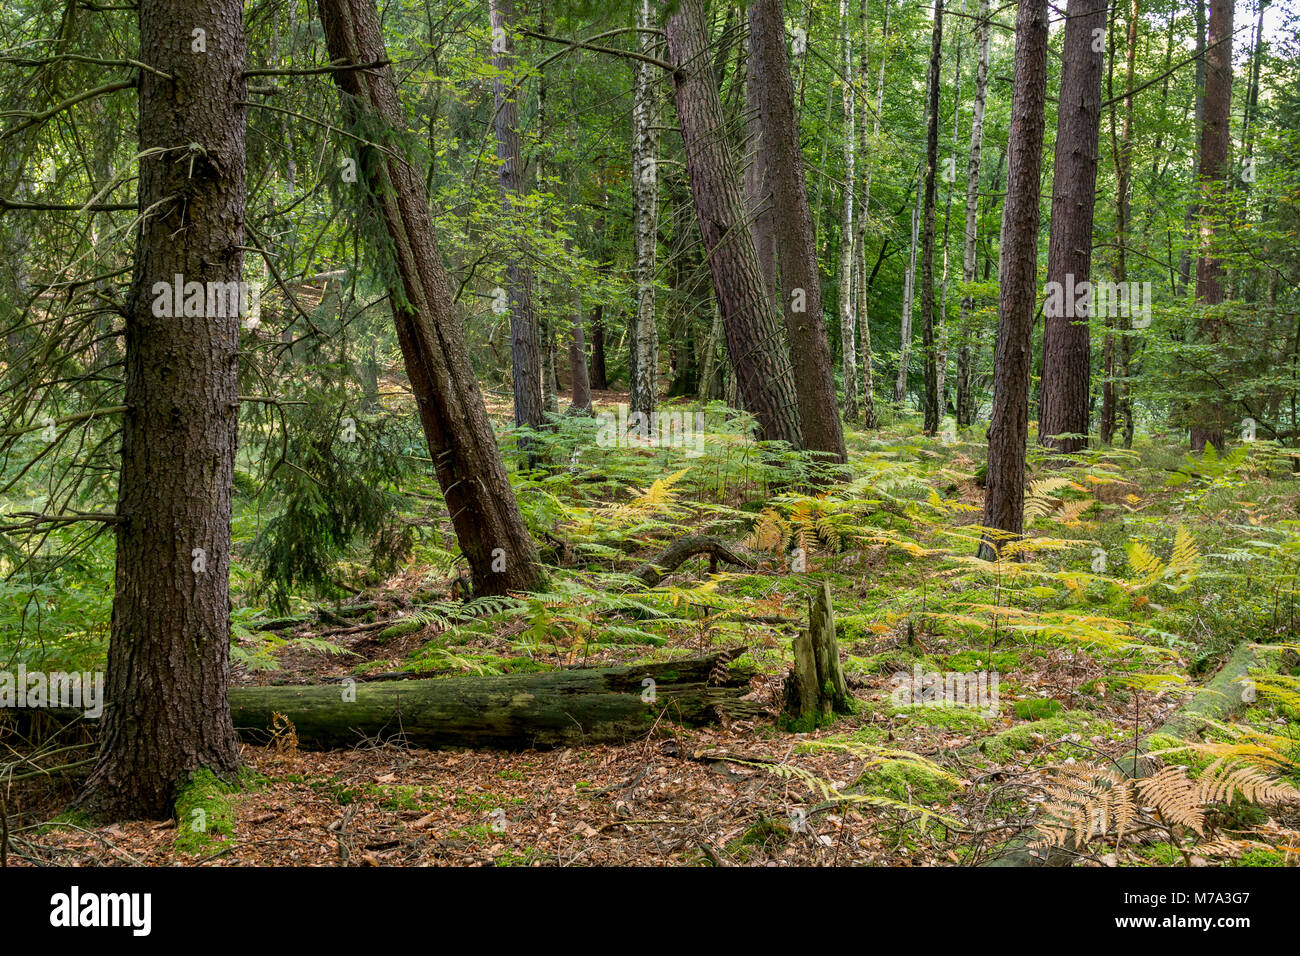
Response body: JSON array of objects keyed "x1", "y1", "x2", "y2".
[
  {"x1": 633, "y1": 536, "x2": 755, "y2": 586},
  {"x1": 13, "y1": 650, "x2": 762, "y2": 751}
]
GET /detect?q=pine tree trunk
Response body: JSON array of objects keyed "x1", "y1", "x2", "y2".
[
  {"x1": 631, "y1": 0, "x2": 661, "y2": 422},
  {"x1": 314, "y1": 0, "x2": 543, "y2": 597},
  {"x1": 76, "y1": 0, "x2": 247, "y2": 820},
  {"x1": 1190, "y1": 0, "x2": 1234, "y2": 452},
  {"x1": 978, "y1": 0, "x2": 1049, "y2": 561},
  {"x1": 488, "y1": 0, "x2": 543, "y2": 429},
  {"x1": 919, "y1": 0, "x2": 945, "y2": 435},
  {"x1": 750, "y1": 0, "x2": 846, "y2": 463},
  {"x1": 1038, "y1": 0, "x2": 1104, "y2": 454},
  {"x1": 956, "y1": 0, "x2": 990, "y2": 430},
  {"x1": 665, "y1": 0, "x2": 802, "y2": 447}
]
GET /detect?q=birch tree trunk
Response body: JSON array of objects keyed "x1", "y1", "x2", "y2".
[
  {"x1": 630, "y1": 0, "x2": 661, "y2": 422},
  {"x1": 856, "y1": 0, "x2": 888, "y2": 429},
  {"x1": 838, "y1": 0, "x2": 858, "y2": 423},
  {"x1": 895, "y1": 175, "x2": 922, "y2": 405}
]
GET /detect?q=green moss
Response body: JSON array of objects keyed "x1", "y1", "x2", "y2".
[
  {"x1": 980, "y1": 710, "x2": 1102, "y2": 761},
  {"x1": 378, "y1": 619, "x2": 423, "y2": 642},
  {"x1": 174, "y1": 769, "x2": 237, "y2": 855},
  {"x1": 725, "y1": 816, "x2": 792, "y2": 861},
  {"x1": 891, "y1": 704, "x2": 990, "y2": 732},
  {"x1": 945, "y1": 650, "x2": 1019, "y2": 673},
  {"x1": 1235, "y1": 848, "x2": 1287, "y2": 866},
  {"x1": 372, "y1": 785, "x2": 435, "y2": 811},
  {"x1": 1013, "y1": 699, "x2": 1063, "y2": 720},
  {"x1": 857, "y1": 760, "x2": 958, "y2": 805}
]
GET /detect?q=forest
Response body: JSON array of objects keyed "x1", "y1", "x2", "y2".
[{"x1": 0, "y1": 0, "x2": 1299, "y2": 886}]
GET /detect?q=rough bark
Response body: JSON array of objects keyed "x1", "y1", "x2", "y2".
[
  {"x1": 783, "y1": 581, "x2": 851, "y2": 727},
  {"x1": 236, "y1": 653, "x2": 759, "y2": 750},
  {"x1": 1189, "y1": 0, "x2": 1234, "y2": 453},
  {"x1": 978, "y1": 0, "x2": 1049, "y2": 561},
  {"x1": 956, "y1": 0, "x2": 990, "y2": 430},
  {"x1": 750, "y1": 0, "x2": 846, "y2": 463},
  {"x1": 488, "y1": 0, "x2": 544, "y2": 429},
  {"x1": 1038, "y1": 0, "x2": 1105, "y2": 453},
  {"x1": 665, "y1": 0, "x2": 802, "y2": 447},
  {"x1": 919, "y1": 0, "x2": 945, "y2": 435},
  {"x1": 315, "y1": 0, "x2": 543, "y2": 596},
  {"x1": 76, "y1": 0, "x2": 246, "y2": 819}
]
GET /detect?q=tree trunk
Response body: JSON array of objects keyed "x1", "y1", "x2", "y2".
[
  {"x1": 957, "y1": 0, "x2": 991, "y2": 430},
  {"x1": 838, "y1": 0, "x2": 859, "y2": 424},
  {"x1": 631, "y1": 0, "x2": 661, "y2": 422},
  {"x1": 665, "y1": 0, "x2": 802, "y2": 447},
  {"x1": 856, "y1": 0, "x2": 888, "y2": 430},
  {"x1": 978, "y1": 0, "x2": 1049, "y2": 561},
  {"x1": 314, "y1": 0, "x2": 543, "y2": 596},
  {"x1": 1038, "y1": 0, "x2": 1104, "y2": 454},
  {"x1": 919, "y1": 0, "x2": 945, "y2": 435},
  {"x1": 895, "y1": 175, "x2": 922, "y2": 405},
  {"x1": 783, "y1": 581, "x2": 851, "y2": 728},
  {"x1": 1189, "y1": 0, "x2": 1234, "y2": 453},
  {"x1": 750, "y1": 0, "x2": 847, "y2": 463},
  {"x1": 76, "y1": 0, "x2": 247, "y2": 819},
  {"x1": 488, "y1": 0, "x2": 543, "y2": 429},
  {"x1": 226, "y1": 651, "x2": 760, "y2": 750}
]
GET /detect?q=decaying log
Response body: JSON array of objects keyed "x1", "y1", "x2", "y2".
[
  {"x1": 633, "y1": 535, "x2": 755, "y2": 586},
  {"x1": 782, "y1": 581, "x2": 851, "y2": 728}
]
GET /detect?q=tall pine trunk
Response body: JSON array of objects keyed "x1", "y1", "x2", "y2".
[
  {"x1": 315, "y1": 0, "x2": 543, "y2": 595},
  {"x1": 1038, "y1": 0, "x2": 1105, "y2": 453},
  {"x1": 750, "y1": 0, "x2": 846, "y2": 463},
  {"x1": 665, "y1": 0, "x2": 802, "y2": 447},
  {"x1": 77, "y1": 0, "x2": 246, "y2": 819},
  {"x1": 978, "y1": 0, "x2": 1049, "y2": 560},
  {"x1": 488, "y1": 0, "x2": 543, "y2": 429}
]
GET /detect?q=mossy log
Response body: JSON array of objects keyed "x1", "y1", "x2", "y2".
[
  {"x1": 782, "y1": 582, "x2": 851, "y2": 728},
  {"x1": 633, "y1": 536, "x2": 755, "y2": 586},
  {"x1": 223, "y1": 649, "x2": 761, "y2": 750}
]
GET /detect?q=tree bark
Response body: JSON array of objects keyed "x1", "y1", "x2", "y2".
[
  {"x1": 750, "y1": 0, "x2": 847, "y2": 463},
  {"x1": 488, "y1": 0, "x2": 544, "y2": 429},
  {"x1": 235, "y1": 653, "x2": 759, "y2": 750},
  {"x1": 315, "y1": 0, "x2": 543, "y2": 596},
  {"x1": 631, "y1": 0, "x2": 661, "y2": 422},
  {"x1": 895, "y1": 172, "x2": 922, "y2": 405},
  {"x1": 76, "y1": 0, "x2": 247, "y2": 819},
  {"x1": 1189, "y1": 0, "x2": 1234, "y2": 453},
  {"x1": 856, "y1": 0, "x2": 888, "y2": 430},
  {"x1": 919, "y1": 0, "x2": 945, "y2": 435},
  {"x1": 664, "y1": 0, "x2": 803, "y2": 447},
  {"x1": 838, "y1": 0, "x2": 859, "y2": 424},
  {"x1": 978, "y1": 0, "x2": 1049, "y2": 561},
  {"x1": 1038, "y1": 0, "x2": 1105, "y2": 454},
  {"x1": 956, "y1": 0, "x2": 991, "y2": 430}
]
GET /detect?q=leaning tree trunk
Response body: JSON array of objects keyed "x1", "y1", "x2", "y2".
[
  {"x1": 316, "y1": 0, "x2": 542, "y2": 595},
  {"x1": 978, "y1": 0, "x2": 1049, "y2": 561},
  {"x1": 630, "y1": 0, "x2": 661, "y2": 423},
  {"x1": 488, "y1": 0, "x2": 544, "y2": 429},
  {"x1": 1190, "y1": 0, "x2": 1234, "y2": 453},
  {"x1": 1038, "y1": 0, "x2": 1104, "y2": 454},
  {"x1": 956, "y1": 0, "x2": 990, "y2": 430},
  {"x1": 919, "y1": 0, "x2": 944, "y2": 435},
  {"x1": 76, "y1": 0, "x2": 246, "y2": 820},
  {"x1": 664, "y1": 0, "x2": 802, "y2": 447},
  {"x1": 750, "y1": 0, "x2": 846, "y2": 464}
]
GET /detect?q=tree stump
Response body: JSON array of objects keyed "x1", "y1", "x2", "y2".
[{"x1": 783, "y1": 581, "x2": 851, "y2": 729}]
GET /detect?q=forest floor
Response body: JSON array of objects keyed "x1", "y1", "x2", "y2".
[{"x1": 6, "y1": 398, "x2": 1300, "y2": 866}]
